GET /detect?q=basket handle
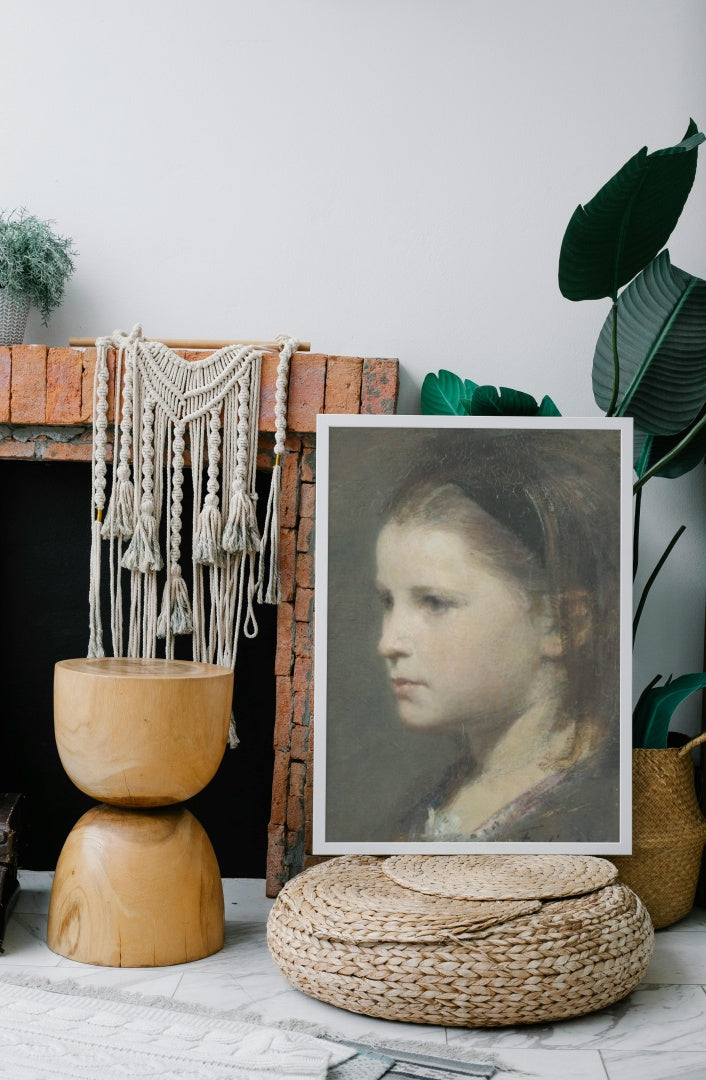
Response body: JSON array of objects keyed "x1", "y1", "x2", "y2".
[{"x1": 677, "y1": 731, "x2": 706, "y2": 757}]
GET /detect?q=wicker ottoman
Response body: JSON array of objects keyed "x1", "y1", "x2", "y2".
[{"x1": 267, "y1": 854, "x2": 654, "y2": 1027}]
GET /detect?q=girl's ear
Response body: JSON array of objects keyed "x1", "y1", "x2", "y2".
[{"x1": 540, "y1": 589, "x2": 591, "y2": 659}]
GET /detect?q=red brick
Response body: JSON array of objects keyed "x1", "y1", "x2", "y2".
[
  {"x1": 80, "y1": 348, "x2": 96, "y2": 421},
  {"x1": 46, "y1": 348, "x2": 83, "y2": 423},
  {"x1": 279, "y1": 528, "x2": 297, "y2": 602},
  {"x1": 286, "y1": 794, "x2": 304, "y2": 834},
  {"x1": 258, "y1": 351, "x2": 279, "y2": 432},
  {"x1": 292, "y1": 689, "x2": 310, "y2": 728},
  {"x1": 299, "y1": 482, "x2": 315, "y2": 519},
  {"x1": 297, "y1": 516, "x2": 314, "y2": 554},
  {"x1": 280, "y1": 449, "x2": 300, "y2": 528},
  {"x1": 259, "y1": 352, "x2": 326, "y2": 435},
  {"x1": 290, "y1": 724, "x2": 309, "y2": 763},
  {"x1": 294, "y1": 587, "x2": 314, "y2": 623},
  {"x1": 0, "y1": 440, "x2": 35, "y2": 458},
  {"x1": 304, "y1": 766, "x2": 315, "y2": 854},
  {"x1": 300, "y1": 443, "x2": 316, "y2": 483},
  {"x1": 269, "y1": 750, "x2": 291, "y2": 826},
  {"x1": 11, "y1": 345, "x2": 46, "y2": 422},
  {"x1": 361, "y1": 358, "x2": 399, "y2": 415},
  {"x1": 273, "y1": 676, "x2": 293, "y2": 749},
  {"x1": 295, "y1": 620, "x2": 313, "y2": 660},
  {"x1": 289, "y1": 760, "x2": 306, "y2": 800},
  {"x1": 324, "y1": 356, "x2": 363, "y2": 413},
  {"x1": 274, "y1": 602, "x2": 295, "y2": 676},
  {"x1": 41, "y1": 441, "x2": 95, "y2": 462},
  {"x1": 288, "y1": 355, "x2": 326, "y2": 432},
  {"x1": 0, "y1": 348, "x2": 10, "y2": 422},
  {"x1": 265, "y1": 824, "x2": 286, "y2": 897},
  {"x1": 295, "y1": 552, "x2": 314, "y2": 590},
  {"x1": 293, "y1": 657, "x2": 312, "y2": 694}
]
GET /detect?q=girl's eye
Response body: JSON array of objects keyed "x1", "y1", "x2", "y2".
[
  {"x1": 419, "y1": 593, "x2": 452, "y2": 614},
  {"x1": 376, "y1": 588, "x2": 393, "y2": 611}
]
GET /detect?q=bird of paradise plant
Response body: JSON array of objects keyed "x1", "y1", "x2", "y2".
[{"x1": 422, "y1": 121, "x2": 706, "y2": 748}]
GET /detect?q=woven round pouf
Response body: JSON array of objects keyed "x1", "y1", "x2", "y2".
[{"x1": 267, "y1": 855, "x2": 654, "y2": 1027}]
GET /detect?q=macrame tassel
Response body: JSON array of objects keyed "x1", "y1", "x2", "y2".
[
  {"x1": 194, "y1": 495, "x2": 224, "y2": 566},
  {"x1": 87, "y1": 518, "x2": 105, "y2": 657},
  {"x1": 222, "y1": 488, "x2": 261, "y2": 554},
  {"x1": 258, "y1": 461, "x2": 282, "y2": 604},
  {"x1": 101, "y1": 468, "x2": 135, "y2": 540},
  {"x1": 122, "y1": 498, "x2": 163, "y2": 573},
  {"x1": 157, "y1": 570, "x2": 194, "y2": 637},
  {"x1": 228, "y1": 711, "x2": 240, "y2": 749}
]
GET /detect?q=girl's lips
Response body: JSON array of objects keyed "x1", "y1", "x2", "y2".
[{"x1": 390, "y1": 678, "x2": 425, "y2": 695}]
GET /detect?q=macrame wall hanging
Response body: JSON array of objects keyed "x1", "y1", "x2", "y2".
[{"x1": 88, "y1": 325, "x2": 297, "y2": 745}]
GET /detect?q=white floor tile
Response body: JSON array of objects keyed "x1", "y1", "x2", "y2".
[
  {"x1": 4, "y1": 874, "x2": 706, "y2": 1066},
  {"x1": 602, "y1": 1049, "x2": 706, "y2": 1079}
]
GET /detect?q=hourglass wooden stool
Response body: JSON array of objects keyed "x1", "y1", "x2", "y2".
[{"x1": 47, "y1": 658, "x2": 233, "y2": 967}]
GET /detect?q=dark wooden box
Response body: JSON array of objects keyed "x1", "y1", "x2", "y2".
[{"x1": 0, "y1": 793, "x2": 23, "y2": 949}]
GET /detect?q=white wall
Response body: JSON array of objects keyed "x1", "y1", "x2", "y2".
[{"x1": 3, "y1": 0, "x2": 705, "y2": 725}]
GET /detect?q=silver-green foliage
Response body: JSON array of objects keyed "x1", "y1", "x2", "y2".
[{"x1": 0, "y1": 209, "x2": 76, "y2": 323}]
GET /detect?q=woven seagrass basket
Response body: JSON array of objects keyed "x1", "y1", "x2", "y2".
[
  {"x1": 610, "y1": 732, "x2": 706, "y2": 930},
  {"x1": 267, "y1": 854, "x2": 654, "y2": 1027},
  {"x1": 0, "y1": 290, "x2": 29, "y2": 346}
]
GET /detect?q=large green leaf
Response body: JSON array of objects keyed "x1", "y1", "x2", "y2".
[
  {"x1": 559, "y1": 120, "x2": 704, "y2": 301},
  {"x1": 592, "y1": 251, "x2": 706, "y2": 434},
  {"x1": 469, "y1": 385, "x2": 562, "y2": 417},
  {"x1": 633, "y1": 672, "x2": 706, "y2": 748},
  {"x1": 421, "y1": 370, "x2": 477, "y2": 414},
  {"x1": 634, "y1": 409, "x2": 706, "y2": 479}
]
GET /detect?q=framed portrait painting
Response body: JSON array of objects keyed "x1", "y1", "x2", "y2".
[{"x1": 312, "y1": 416, "x2": 633, "y2": 855}]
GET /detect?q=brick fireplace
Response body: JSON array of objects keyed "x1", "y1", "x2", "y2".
[{"x1": 0, "y1": 343, "x2": 399, "y2": 895}]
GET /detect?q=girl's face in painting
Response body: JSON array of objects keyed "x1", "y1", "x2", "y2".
[{"x1": 375, "y1": 520, "x2": 557, "y2": 732}]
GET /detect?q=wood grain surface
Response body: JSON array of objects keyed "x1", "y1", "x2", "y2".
[
  {"x1": 54, "y1": 658, "x2": 233, "y2": 805},
  {"x1": 47, "y1": 804, "x2": 225, "y2": 966}
]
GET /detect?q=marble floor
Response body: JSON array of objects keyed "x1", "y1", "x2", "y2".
[{"x1": 2, "y1": 871, "x2": 706, "y2": 1079}]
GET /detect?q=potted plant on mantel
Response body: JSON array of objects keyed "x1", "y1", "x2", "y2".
[
  {"x1": 0, "y1": 209, "x2": 76, "y2": 346},
  {"x1": 422, "y1": 121, "x2": 706, "y2": 928}
]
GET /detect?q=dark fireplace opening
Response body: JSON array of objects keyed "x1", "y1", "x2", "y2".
[{"x1": 0, "y1": 459, "x2": 276, "y2": 878}]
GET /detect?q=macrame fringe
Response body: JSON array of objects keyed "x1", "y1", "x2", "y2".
[
  {"x1": 101, "y1": 472, "x2": 135, "y2": 540},
  {"x1": 157, "y1": 572, "x2": 194, "y2": 638},
  {"x1": 88, "y1": 326, "x2": 296, "y2": 752},
  {"x1": 258, "y1": 462, "x2": 282, "y2": 605},
  {"x1": 194, "y1": 498, "x2": 224, "y2": 566},
  {"x1": 122, "y1": 503, "x2": 163, "y2": 573},
  {"x1": 222, "y1": 489, "x2": 260, "y2": 554},
  {"x1": 87, "y1": 518, "x2": 105, "y2": 658}
]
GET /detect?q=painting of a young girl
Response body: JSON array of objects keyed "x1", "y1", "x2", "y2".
[{"x1": 318, "y1": 421, "x2": 629, "y2": 850}]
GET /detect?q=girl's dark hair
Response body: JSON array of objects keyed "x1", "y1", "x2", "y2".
[{"x1": 385, "y1": 428, "x2": 622, "y2": 723}]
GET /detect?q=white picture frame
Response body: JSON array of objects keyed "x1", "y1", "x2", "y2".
[{"x1": 313, "y1": 415, "x2": 633, "y2": 855}]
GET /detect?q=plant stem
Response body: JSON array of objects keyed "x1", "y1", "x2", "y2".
[
  {"x1": 633, "y1": 410, "x2": 706, "y2": 492},
  {"x1": 633, "y1": 525, "x2": 686, "y2": 643},
  {"x1": 606, "y1": 302, "x2": 620, "y2": 417},
  {"x1": 633, "y1": 486, "x2": 642, "y2": 581}
]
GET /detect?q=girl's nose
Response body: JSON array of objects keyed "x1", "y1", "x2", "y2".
[{"x1": 378, "y1": 612, "x2": 412, "y2": 659}]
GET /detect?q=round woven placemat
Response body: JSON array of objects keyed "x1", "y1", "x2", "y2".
[
  {"x1": 277, "y1": 855, "x2": 541, "y2": 943},
  {"x1": 382, "y1": 853, "x2": 618, "y2": 899}
]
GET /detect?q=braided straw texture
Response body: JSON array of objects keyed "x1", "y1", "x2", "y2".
[
  {"x1": 610, "y1": 741, "x2": 706, "y2": 929},
  {"x1": 383, "y1": 853, "x2": 618, "y2": 900},
  {"x1": 273, "y1": 856, "x2": 540, "y2": 944},
  {"x1": 267, "y1": 855, "x2": 653, "y2": 1027},
  {"x1": 0, "y1": 290, "x2": 29, "y2": 346}
]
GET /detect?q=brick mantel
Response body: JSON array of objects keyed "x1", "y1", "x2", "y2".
[{"x1": 0, "y1": 343, "x2": 399, "y2": 894}]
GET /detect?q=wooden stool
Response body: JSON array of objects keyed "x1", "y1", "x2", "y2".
[{"x1": 47, "y1": 658, "x2": 233, "y2": 967}]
